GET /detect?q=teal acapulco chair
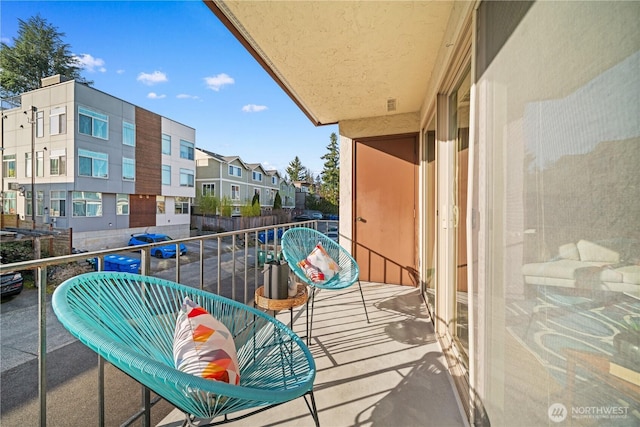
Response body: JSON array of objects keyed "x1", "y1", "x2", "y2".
[
  {"x1": 281, "y1": 227, "x2": 370, "y2": 344},
  {"x1": 52, "y1": 272, "x2": 319, "y2": 426}
]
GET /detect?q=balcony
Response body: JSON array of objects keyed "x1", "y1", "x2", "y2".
[{"x1": 0, "y1": 221, "x2": 466, "y2": 427}]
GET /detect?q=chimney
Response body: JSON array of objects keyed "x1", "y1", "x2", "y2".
[{"x1": 41, "y1": 74, "x2": 70, "y2": 88}]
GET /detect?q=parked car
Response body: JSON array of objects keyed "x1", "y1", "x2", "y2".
[
  {"x1": 293, "y1": 210, "x2": 324, "y2": 221},
  {"x1": 1, "y1": 268, "x2": 24, "y2": 298},
  {"x1": 128, "y1": 233, "x2": 187, "y2": 258}
]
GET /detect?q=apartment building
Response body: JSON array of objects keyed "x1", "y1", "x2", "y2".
[
  {"x1": 194, "y1": 148, "x2": 294, "y2": 216},
  {"x1": 1, "y1": 75, "x2": 195, "y2": 250}
]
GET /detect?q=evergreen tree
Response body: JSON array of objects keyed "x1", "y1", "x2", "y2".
[
  {"x1": 320, "y1": 132, "x2": 340, "y2": 205},
  {"x1": 273, "y1": 191, "x2": 282, "y2": 210},
  {"x1": 0, "y1": 15, "x2": 92, "y2": 98},
  {"x1": 304, "y1": 168, "x2": 315, "y2": 184},
  {"x1": 286, "y1": 156, "x2": 306, "y2": 181}
]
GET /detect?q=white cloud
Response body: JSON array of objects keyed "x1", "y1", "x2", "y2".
[
  {"x1": 262, "y1": 161, "x2": 279, "y2": 170},
  {"x1": 75, "y1": 53, "x2": 106, "y2": 72},
  {"x1": 137, "y1": 71, "x2": 168, "y2": 86},
  {"x1": 147, "y1": 92, "x2": 166, "y2": 99},
  {"x1": 204, "y1": 73, "x2": 234, "y2": 91},
  {"x1": 177, "y1": 94, "x2": 200, "y2": 100},
  {"x1": 242, "y1": 104, "x2": 268, "y2": 113},
  {"x1": 1, "y1": 37, "x2": 11, "y2": 44},
  {"x1": 116, "y1": 69, "x2": 125, "y2": 75}
]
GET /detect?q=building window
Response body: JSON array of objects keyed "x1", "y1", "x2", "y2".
[
  {"x1": 202, "y1": 183, "x2": 215, "y2": 196},
  {"x1": 36, "y1": 111, "x2": 44, "y2": 137},
  {"x1": 231, "y1": 185, "x2": 240, "y2": 200},
  {"x1": 122, "y1": 157, "x2": 135, "y2": 181},
  {"x1": 49, "y1": 150, "x2": 66, "y2": 176},
  {"x1": 156, "y1": 195, "x2": 165, "y2": 214},
  {"x1": 162, "y1": 134, "x2": 171, "y2": 155},
  {"x1": 123, "y1": 121, "x2": 135, "y2": 146},
  {"x1": 180, "y1": 139, "x2": 194, "y2": 160},
  {"x1": 36, "y1": 151, "x2": 44, "y2": 177},
  {"x1": 252, "y1": 171, "x2": 262, "y2": 182},
  {"x1": 24, "y1": 152, "x2": 43, "y2": 177},
  {"x1": 3, "y1": 191, "x2": 17, "y2": 214},
  {"x1": 228, "y1": 165, "x2": 242, "y2": 177},
  {"x1": 179, "y1": 168, "x2": 194, "y2": 187},
  {"x1": 25, "y1": 153, "x2": 32, "y2": 178},
  {"x1": 50, "y1": 191, "x2": 66, "y2": 217},
  {"x1": 116, "y1": 193, "x2": 129, "y2": 215},
  {"x1": 272, "y1": 176, "x2": 277, "y2": 185},
  {"x1": 78, "y1": 106, "x2": 108, "y2": 139},
  {"x1": 50, "y1": 106, "x2": 66, "y2": 135},
  {"x1": 72, "y1": 191, "x2": 102, "y2": 217},
  {"x1": 2, "y1": 154, "x2": 16, "y2": 178},
  {"x1": 78, "y1": 149, "x2": 108, "y2": 178},
  {"x1": 175, "y1": 197, "x2": 190, "y2": 214},
  {"x1": 162, "y1": 165, "x2": 171, "y2": 185},
  {"x1": 26, "y1": 191, "x2": 44, "y2": 216}
]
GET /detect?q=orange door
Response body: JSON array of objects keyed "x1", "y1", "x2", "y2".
[{"x1": 354, "y1": 134, "x2": 418, "y2": 285}]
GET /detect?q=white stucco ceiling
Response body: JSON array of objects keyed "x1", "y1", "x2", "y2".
[{"x1": 206, "y1": 0, "x2": 454, "y2": 126}]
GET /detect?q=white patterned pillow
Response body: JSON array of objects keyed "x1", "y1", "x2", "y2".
[
  {"x1": 299, "y1": 242, "x2": 341, "y2": 282},
  {"x1": 173, "y1": 297, "x2": 240, "y2": 385}
]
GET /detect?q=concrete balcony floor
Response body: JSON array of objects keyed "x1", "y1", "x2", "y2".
[{"x1": 159, "y1": 282, "x2": 468, "y2": 427}]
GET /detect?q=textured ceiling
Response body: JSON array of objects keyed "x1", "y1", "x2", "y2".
[{"x1": 206, "y1": 1, "x2": 454, "y2": 125}]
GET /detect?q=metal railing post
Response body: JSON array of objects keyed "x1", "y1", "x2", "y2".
[
  {"x1": 199, "y1": 240, "x2": 205, "y2": 290},
  {"x1": 38, "y1": 261, "x2": 47, "y2": 427},
  {"x1": 98, "y1": 356, "x2": 105, "y2": 427}
]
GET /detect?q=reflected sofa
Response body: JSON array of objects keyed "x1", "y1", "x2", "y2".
[{"x1": 522, "y1": 240, "x2": 640, "y2": 295}]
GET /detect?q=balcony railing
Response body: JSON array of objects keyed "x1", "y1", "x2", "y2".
[
  {"x1": 0, "y1": 220, "x2": 327, "y2": 427},
  {"x1": 1, "y1": 219, "x2": 465, "y2": 427}
]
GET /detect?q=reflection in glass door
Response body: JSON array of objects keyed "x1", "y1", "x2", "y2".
[{"x1": 452, "y1": 67, "x2": 471, "y2": 365}]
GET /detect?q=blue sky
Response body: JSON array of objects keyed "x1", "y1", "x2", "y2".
[{"x1": 1, "y1": 0, "x2": 338, "y2": 177}]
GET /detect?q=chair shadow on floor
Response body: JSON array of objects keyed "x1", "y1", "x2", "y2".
[{"x1": 354, "y1": 351, "x2": 465, "y2": 427}]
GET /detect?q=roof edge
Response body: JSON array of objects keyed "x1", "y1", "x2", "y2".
[{"x1": 203, "y1": 0, "x2": 329, "y2": 127}]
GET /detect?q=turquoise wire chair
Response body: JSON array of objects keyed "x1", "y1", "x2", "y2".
[
  {"x1": 52, "y1": 272, "x2": 319, "y2": 426},
  {"x1": 281, "y1": 227, "x2": 370, "y2": 344}
]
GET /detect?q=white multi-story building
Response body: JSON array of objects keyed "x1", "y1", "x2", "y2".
[{"x1": 1, "y1": 75, "x2": 196, "y2": 250}]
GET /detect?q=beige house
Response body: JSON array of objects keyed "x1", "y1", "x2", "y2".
[{"x1": 204, "y1": 1, "x2": 640, "y2": 426}]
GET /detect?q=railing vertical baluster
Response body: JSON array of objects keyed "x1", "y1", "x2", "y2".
[
  {"x1": 143, "y1": 387, "x2": 151, "y2": 427},
  {"x1": 232, "y1": 234, "x2": 236, "y2": 301},
  {"x1": 217, "y1": 236, "x2": 221, "y2": 294},
  {"x1": 199, "y1": 240, "x2": 205, "y2": 291},
  {"x1": 175, "y1": 242, "x2": 180, "y2": 284},
  {"x1": 140, "y1": 248, "x2": 150, "y2": 276},
  {"x1": 254, "y1": 230, "x2": 259, "y2": 287},
  {"x1": 244, "y1": 232, "x2": 249, "y2": 304},
  {"x1": 38, "y1": 263, "x2": 47, "y2": 427},
  {"x1": 98, "y1": 355, "x2": 105, "y2": 427}
]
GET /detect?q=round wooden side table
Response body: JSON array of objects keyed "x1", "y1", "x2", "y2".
[{"x1": 255, "y1": 283, "x2": 308, "y2": 329}]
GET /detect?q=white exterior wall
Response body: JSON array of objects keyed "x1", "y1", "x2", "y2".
[{"x1": 160, "y1": 117, "x2": 195, "y2": 228}]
